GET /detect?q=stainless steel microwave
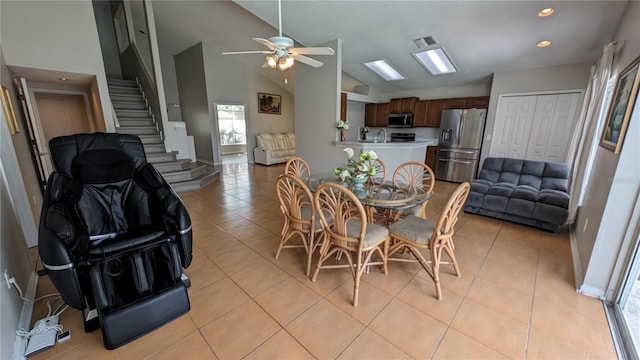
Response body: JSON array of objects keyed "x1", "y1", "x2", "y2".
[{"x1": 388, "y1": 113, "x2": 413, "y2": 128}]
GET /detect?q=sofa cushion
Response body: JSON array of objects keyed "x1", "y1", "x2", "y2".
[
  {"x1": 506, "y1": 198, "x2": 535, "y2": 218},
  {"x1": 538, "y1": 189, "x2": 570, "y2": 208},
  {"x1": 487, "y1": 183, "x2": 515, "y2": 197},
  {"x1": 511, "y1": 185, "x2": 539, "y2": 201}
]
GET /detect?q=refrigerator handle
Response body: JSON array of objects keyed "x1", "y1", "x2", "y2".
[{"x1": 457, "y1": 116, "x2": 465, "y2": 147}]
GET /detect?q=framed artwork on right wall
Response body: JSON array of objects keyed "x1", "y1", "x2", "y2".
[{"x1": 600, "y1": 55, "x2": 640, "y2": 154}]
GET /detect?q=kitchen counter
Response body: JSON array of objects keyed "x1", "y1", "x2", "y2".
[
  {"x1": 333, "y1": 139, "x2": 438, "y2": 180},
  {"x1": 334, "y1": 139, "x2": 438, "y2": 149}
]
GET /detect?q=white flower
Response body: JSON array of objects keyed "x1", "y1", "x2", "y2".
[
  {"x1": 344, "y1": 147, "x2": 354, "y2": 158},
  {"x1": 339, "y1": 169, "x2": 351, "y2": 181},
  {"x1": 368, "y1": 150, "x2": 378, "y2": 160},
  {"x1": 336, "y1": 120, "x2": 350, "y2": 130}
]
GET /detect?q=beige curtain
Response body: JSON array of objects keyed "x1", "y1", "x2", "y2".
[{"x1": 567, "y1": 42, "x2": 616, "y2": 224}]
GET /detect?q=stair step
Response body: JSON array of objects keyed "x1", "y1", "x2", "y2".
[
  {"x1": 118, "y1": 119, "x2": 154, "y2": 126},
  {"x1": 113, "y1": 102, "x2": 148, "y2": 110},
  {"x1": 107, "y1": 79, "x2": 138, "y2": 87},
  {"x1": 162, "y1": 164, "x2": 209, "y2": 183},
  {"x1": 111, "y1": 94, "x2": 145, "y2": 103},
  {"x1": 115, "y1": 109, "x2": 151, "y2": 117},
  {"x1": 170, "y1": 168, "x2": 221, "y2": 193},
  {"x1": 147, "y1": 151, "x2": 179, "y2": 163},
  {"x1": 108, "y1": 86, "x2": 140, "y2": 95},
  {"x1": 154, "y1": 159, "x2": 191, "y2": 173},
  {"x1": 144, "y1": 143, "x2": 167, "y2": 154},
  {"x1": 116, "y1": 126, "x2": 158, "y2": 135},
  {"x1": 139, "y1": 135, "x2": 164, "y2": 144}
]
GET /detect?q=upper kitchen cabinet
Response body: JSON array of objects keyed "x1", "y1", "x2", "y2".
[
  {"x1": 446, "y1": 96, "x2": 490, "y2": 109},
  {"x1": 413, "y1": 100, "x2": 430, "y2": 127},
  {"x1": 364, "y1": 103, "x2": 390, "y2": 127},
  {"x1": 389, "y1": 97, "x2": 418, "y2": 113},
  {"x1": 426, "y1": 99, "x2": 447, "y2": 127},
  {"x1": 340, "y1": 92, "x2": 347, "y2": 120},
  {"x1": 446, "y1": 98, "x2": 468, "y2": 109},
  {"x1": 467, "y1": 96, "x2": 490, "y2": 108}
]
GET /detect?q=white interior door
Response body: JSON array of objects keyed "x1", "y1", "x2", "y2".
[
  {"x1": 526, "y1": 94, "x2": 558, "y2": 161},
  {"x1": 490, "y1": 95, "x2": 537, "y2": 159},
  {"x1": 544, "y1": 92, "x2": 581, "y2": 162}
]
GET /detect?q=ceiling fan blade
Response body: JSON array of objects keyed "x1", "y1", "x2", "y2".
[
  {"x1": 253, "y1": 37, "x2": 277, "y2": 50},
  {"x1": 222, "y1": 50, "x2": 273, "y2": 55},
  {"x1": 294, "y1": 54, "x2": 323, "y2": 68},
  {"x1": 290, "y1": 47, "x2": 335, "y2": 56}
]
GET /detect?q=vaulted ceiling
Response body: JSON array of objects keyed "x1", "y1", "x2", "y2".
[{"x1": 153, "y1": 0, "x2": 629, "y2": 95}]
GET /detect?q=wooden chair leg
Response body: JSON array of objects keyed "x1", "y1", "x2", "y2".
[
  {"x1": 431, "y1": 246, "x2": 443, "y2": 301},
  {"x1": 442, "y1": 240, "x2": 461, "y2": 277}
]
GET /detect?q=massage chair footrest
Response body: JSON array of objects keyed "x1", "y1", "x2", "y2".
[{"x1": 100, "y1": 282, "x2": 190, "y2": 350}]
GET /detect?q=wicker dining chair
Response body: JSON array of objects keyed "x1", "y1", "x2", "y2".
[
  {"x1": 275, "y1": 174, "x2": 326, "y2": 276},
  {"x1": 366, "y1": 158, "x2": 386, "y2": 187},
  {"x1": 312, "y1": 183, "x2": 389, "y2": 307},
  {"x1": 284, "y1": 156, "x2": 311, "y2": 181},
  {"x1": 387, "y1": 182, "x2": 470, "y2": 300},
  {"x1": 387, "y1": 161, "x2": 436, "y2": 222}
]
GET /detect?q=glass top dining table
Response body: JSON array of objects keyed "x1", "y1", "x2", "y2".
[{"x1": 306, "y1": 173, "x2": 434, "y2": 212}]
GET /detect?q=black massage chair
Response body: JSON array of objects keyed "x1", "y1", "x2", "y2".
[{"x1": 38, "y1": 133, "x2": 192, "y2": 349}]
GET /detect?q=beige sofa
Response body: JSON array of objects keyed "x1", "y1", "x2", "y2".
[{"x1": 254, "y1": 133, "x2": 296, "y2": 165}]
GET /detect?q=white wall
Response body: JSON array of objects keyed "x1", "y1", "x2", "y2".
[
  {"x1": 295, "y1": 39, "x2": 343, "y2": 173},
  {"x1": 1, "y1": 0, "x2": 114, "y2": 131},
  {"x1": 0, "y1": 91, "x2": 37, "y2": 360},
  {"x1": 175, "y1": 43, "x2": 212, "y2": 163},
  {"x1": 576, "y1": 1, "x2": 640, "y2": 299}
]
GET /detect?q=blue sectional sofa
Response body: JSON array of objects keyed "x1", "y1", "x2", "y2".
[{"x1": 463, "y1": 157, "x2": 570, "y2": 232}]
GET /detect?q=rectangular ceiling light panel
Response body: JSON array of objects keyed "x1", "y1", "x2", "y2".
[
  {"x1": 413, "y1": 47, "x2": 457, "y2": 75},
  {"x1": 363, "y1": 60, "x2": 405, "y2": 81}
]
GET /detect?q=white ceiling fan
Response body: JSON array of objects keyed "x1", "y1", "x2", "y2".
[{"x1": 222, "y1": 0, "x2": 334, "y2": 70}]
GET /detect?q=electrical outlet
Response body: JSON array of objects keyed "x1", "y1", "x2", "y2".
[{"x1": 4, "y1": 270, "x2": 13, "y2": 289}]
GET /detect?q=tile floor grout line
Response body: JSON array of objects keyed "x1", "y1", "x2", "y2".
[{"x1": 524, "y1": 236, "x2": 542, "y2": 360}]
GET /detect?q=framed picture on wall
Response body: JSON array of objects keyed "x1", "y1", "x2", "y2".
[
  {"x1": 600, "y1": 55, "x2": 640, "y2": 154},
  {"x1": 258, "y1": 92, "x2": 281, "y2": 115},
  {"x1": 1, "y1": 86, "x2": 19, "y2": 134}
]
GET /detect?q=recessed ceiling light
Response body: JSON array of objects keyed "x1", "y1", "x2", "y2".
[
  {"x1": 538, "y1": 8, "x2": 554, "y2": 17},
  {"x1": 412, "y1": 47, "x2": 457, "y2": 75},
  {"x1": 537, "y1": 40, "x2": 552, "y2": 48},
  {"x1": 57, "y1": 77, "x2": 70, "y2": 81},
  {"x1": 363, "y1": 60, "x2": 406, "y2": 81}
]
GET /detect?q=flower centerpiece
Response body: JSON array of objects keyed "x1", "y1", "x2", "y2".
[
  {"x1": 359, "y1": 126, "x2": 369, "y2": 140},
  {"x1": 332, "y1": 147, "x2": 378, "y2": 188},
  {"x1": 336, "y1": 120, "x2": 350, "y2": 141}
]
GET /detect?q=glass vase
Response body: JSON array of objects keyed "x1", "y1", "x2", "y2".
[
  {"x1": 352, "y1": 177, "x2": 367, "y2": 189},
  {"x1": 340, "y1": 129, "x2": 346, "y2": 142}
]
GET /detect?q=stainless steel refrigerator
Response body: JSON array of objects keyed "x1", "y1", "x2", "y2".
[{"x1": 435, "y1": 108, "x2": 487, "y2": 183}]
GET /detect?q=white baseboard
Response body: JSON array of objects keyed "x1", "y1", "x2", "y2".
[
  {"x1": 569, "y1": 224, "x2": 584, "y2": 291},
  {"x1": 13, "y1": 272, "x2": 38, "y2": 360}
]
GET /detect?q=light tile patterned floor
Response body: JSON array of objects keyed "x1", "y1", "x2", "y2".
[{"x1": 29, "y1": 162, "x2": 618, "y2": 359}]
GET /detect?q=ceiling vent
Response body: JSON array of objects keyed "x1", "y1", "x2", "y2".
[{"x1": 414, "y1": 36, "x2": 438, "y2": 48}]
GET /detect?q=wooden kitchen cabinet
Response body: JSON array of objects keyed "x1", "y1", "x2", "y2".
[
  {"x1": 413, "y1": 100, "x2": 430, "y2": 127},
  {"x1": 375, "y1": 103, "x2": 389, "y2": 127},
  {"x1": 389, "y1": 97, "x2": 418, "y2": 113},
  {"x1": 467, "y1": 96, "x2": 490, "y2": 108},
  {"x1": 426, "y1": 99, "x2": 447, "y2": 127},
  {"x1": 364, "y1": 102, "x2": 390, "y2": 127},
  {"x1": 446, "y1": 98, "x2": 468, "y2": 109},
  {"x1": 425, "y1": 146, "x2": 437, "y2": 171},
  {"x1": 340, "y1": 92, "x2": 347, "y2": 120}
]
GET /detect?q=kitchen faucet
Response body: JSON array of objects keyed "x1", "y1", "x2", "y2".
[{"x1": 377, "y1": 129, "x2": 387, "y2": 143}]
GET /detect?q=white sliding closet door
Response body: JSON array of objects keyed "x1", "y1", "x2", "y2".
[
  {"x1": 490, "y1": 91, "x2": 581, "y2": 163},
  {"x1": 490, "y1": 95, "x2": 537, "y2": 159}
]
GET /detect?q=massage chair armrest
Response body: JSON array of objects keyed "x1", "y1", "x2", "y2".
[
  {"x1": 137, "y1": 165, "x2": 193, "y2": 268},
  {"x1": 38, "y1": 173, "x2": 85, "y2": 309}
]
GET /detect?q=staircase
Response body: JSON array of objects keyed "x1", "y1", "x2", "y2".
[{"x1": 108, "y1": 79, "x2": 219, "y2": 192}]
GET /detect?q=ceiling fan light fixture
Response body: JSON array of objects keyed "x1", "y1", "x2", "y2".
[
  {"x1": 363, "y1": 60, "x2": 406, "y2": 81},
  {"x1": 412, "y1": 47, "x2": 457, "y2": 75},
  {"x1": 266, "y1": 54, "x2": 278, "y2": 68}
]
